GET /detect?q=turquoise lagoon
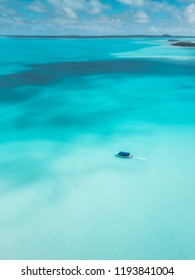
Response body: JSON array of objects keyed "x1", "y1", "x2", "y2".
[{"x1": 0, "y1": 38, "x2": 195, "y2": 259}]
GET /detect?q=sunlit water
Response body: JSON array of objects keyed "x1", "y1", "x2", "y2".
[{"x1": 0, "y1": 38, "x2": 195, "y2": 259}]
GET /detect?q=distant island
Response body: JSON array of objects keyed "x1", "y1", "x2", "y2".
[{"x1": 2, "y1": 35, "x2": 195, "y2": 48}]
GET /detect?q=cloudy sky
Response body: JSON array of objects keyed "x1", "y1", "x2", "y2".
[{"x1": 0, "y1": 0, "x2": 195, "y2": 35}]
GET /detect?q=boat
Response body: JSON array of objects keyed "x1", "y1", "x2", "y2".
[
  {"x1": 117, "y1": 151, "x2": 133, "y2": 158},
  {"x1": 117, "y1": 151, "x2": 146, "y2": 161}
]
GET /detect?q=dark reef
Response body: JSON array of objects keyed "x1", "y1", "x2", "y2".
[
  {"x1": 168, "y1": 39, "x2": 178, "y2": 42},
  {"x1": 171, "y1": 41, "x2": 195, "y2": 47}
]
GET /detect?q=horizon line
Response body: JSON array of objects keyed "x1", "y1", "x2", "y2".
[{"x1": 1, "y1": 34, "x2": 195, "y2": 38}]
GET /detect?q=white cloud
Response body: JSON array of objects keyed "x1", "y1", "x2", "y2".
[
  {"x1": 185, "y1": 3, "x2": 195, "y2": 24},
  {"x1": 149, "y1": 26, "x2": 158, "y2": 33},
  {"x1": 62, "y1": 7, "x2": 77, "y2": 19},
  {"x1": 0, "y1": 7, "x2": 16, "y2": 17},
  {"x1": 0, "y1": 16, "x2": 26, "y2": 26},
  {"x1": 47, "y1": 0, "x2": 110, "y2": 15},
  {"x1": 89, "y1": 0, "x2": 108, "y2": 14},
  {"x1": 47, "y1": 0, "x2": 83, "y2": 10},
  {"x1": 117, "y1": 0, "x2": 144, "y2": 7},
  {"x1": 178, "y1": 0, "x2": 195, "y2": 3},
  {"x1": 28, "y1": 0, "x2": 47, "y2": 13},
  {"x1": 13, "y1": 17, "x2": 26, "y2": 26},
  {"x1": 135, "y1": 10, "x2": 149, "y2": 23},
  {"x1": 146, "y1": 1, "x2": 182, "y2": 22}
]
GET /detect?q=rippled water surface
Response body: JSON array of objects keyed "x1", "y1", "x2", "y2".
[{"x1": 0, "y1": 38, "x2": 195, "y2": 259}]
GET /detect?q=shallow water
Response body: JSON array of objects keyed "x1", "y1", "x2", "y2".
[{"x1": 0, "y1": 38, "x2": 195, "y2": 259}]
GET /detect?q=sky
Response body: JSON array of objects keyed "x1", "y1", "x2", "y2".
[{"x1": 0, "y1": 0, "x2": 195, "y2": 35}]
